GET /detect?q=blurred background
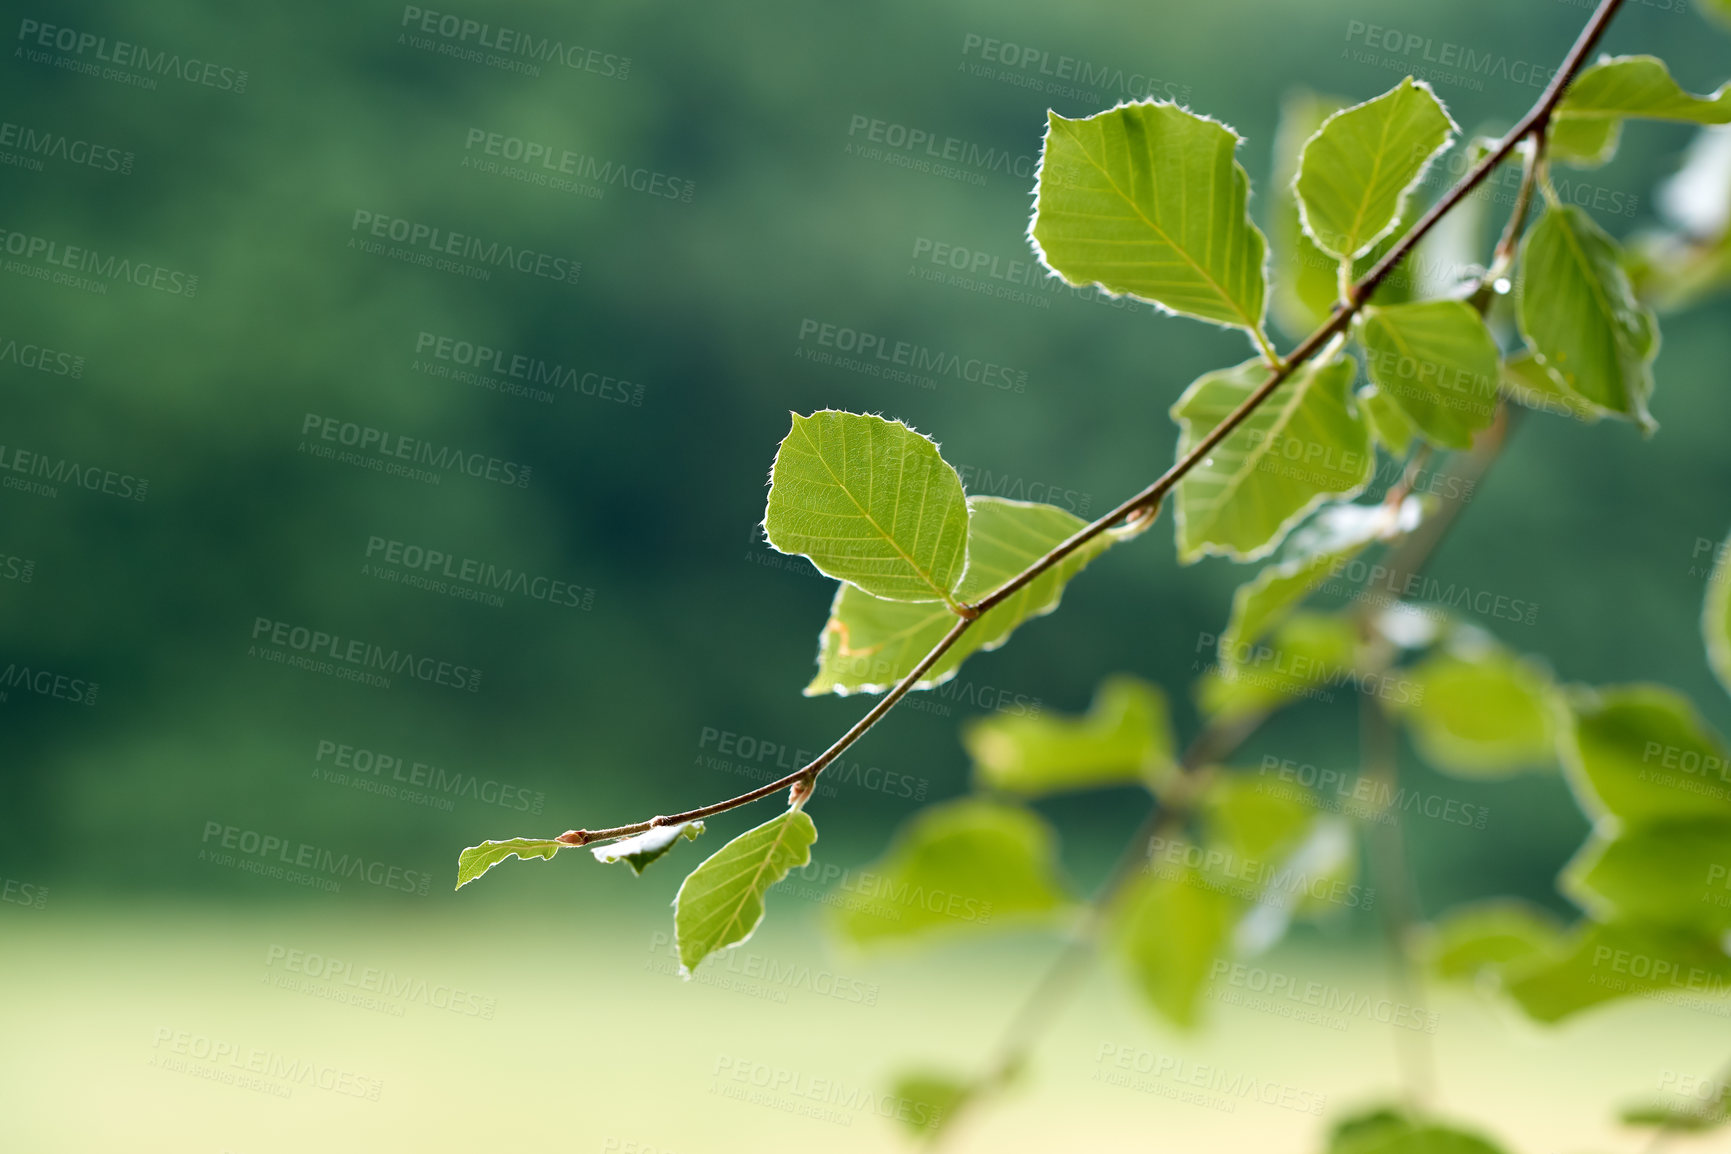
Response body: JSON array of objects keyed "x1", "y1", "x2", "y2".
[{"x1": 3, "y1": 0, "x2": 1730, "y2": 1149}]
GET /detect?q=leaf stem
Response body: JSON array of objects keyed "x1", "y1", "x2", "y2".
[{"x1": 541, "y1": 0, "x2": 1624, "y2": 853}]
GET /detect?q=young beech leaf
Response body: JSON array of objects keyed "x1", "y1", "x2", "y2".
[
  {"x1": 763, "y1": 410, "x2": 969, "y2": 604},
  {"x1": 1357, "y1": 300, "x2": 1501, "y2": 449},
  {"x1": 1295, "y1": 77, "x2": 1456, "y2": 261},
  {"x1": 1558, "y1": 685, "x2": 1731, "y2": 824},
  {"x1": 1114, "y1": 860, "x2": 1234, "y2": 1029},
  {"x1": 1029, "y1": 101, "x2": 1269, "y2": 334},
  {"x1": 1220, "y1": 497, "x2": 1421, "y2": 661},
  {"x1": 806, "y1": 497, "x2": 1115, "y2": 695},
  {"x1": 672, "y1": 809, "x2": 816, "y2": 975},
  {"x1": 1550, "y1": 54, "x2": 1731, "y2": 168},
  {"x1": 454, "y1": 838, "x2": 563, "y2": 890},
  {"x1": 1325, "y1": 1112, "x2": 1513, "y2": 1154},
  {"x1": 1706, "y1": 530, "x2": 1731, "y2": 699},
  {"x1": 1563, "y1": 819, "x2": 1731, "y2": 933},
  {"x1": 1359, "y1": 385, "x2": 1421, "y2": 456},
  {"x1": 1517, "y1": 205, "x2": 1659, "y2": 426},
  {"x1": 1420, "y1": 899, "x2": 1568, "y2": 984},
  {"x1": 1199, "y1": 611, "x2": 1361, "y2": 722},
  {"x1": 1504, "y1": 919, "x2": 1731, "y2": 1023},
  {"x1": 831, "y1": 798, "x2": 1069, "y2": 946},
  {"x1": 887, "y1": 1070, "x2": 970, "y2": 1137},
  {"x1": 1171, "y1": 355, "x2": 1373, "y2": 563},
  {"x1": 1499, "y1": 352, "x2": 1606, "y2": 423},
  {"x1": 1388, "y1": 644, "x2": 1556, "y2": 777},
  {"x1": 589, "y1": 821, "x2": 704, "y2": 874},
  {"x1": 964, "y1": 674, "x2": 1174, "y2": 797}
]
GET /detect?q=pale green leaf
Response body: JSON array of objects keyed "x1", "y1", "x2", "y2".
[
  {"x1": 832, "y1": 798, "x2": 1069, "y2": 945},
  {"x1": 1296, "y1": 77, "x2": 1456, "y2": 261},
  {"x1": 1559, "y1": 685, "x2": 1731, "y2": 824},
  {"x1": 1421, "y1": 899, "x2": 1568, "y2": 983},
  {"x1": 1551, "y1": 54, "x2": 1731, "y2": 167},
  {"x1": 589, "y1": 821, "x2": 705, "y2": 874},
  {"x1": 1360, "y1": 385, "x2": 1421, "y2": 456},
  {"x1": 1200, "y1": 611, "x2": 1361, "y2": 722},
  {"x1": 1390, "y1": 644, "x2": 1556, "y2": 777},
  {"x1": 1517, "y1": 205, "x2": 1658, "y2": 426},
  {"x1": 1030, "y1": 101, "x2": 1269, "y2": 333},
  {"x1": 1358, "y1": 300, "x2": 1500, "y2": 450},
  {"x1": 1505, "y1": 919, "x2": 1731, "y2": 1022},
  {"x1": 964, "y1": 674, "x2": 1173, "y2": 797},
  {"x1": 1620, "y1": 1095, "x2": 1730, "y2": 1134},
  {"x1": 673, "y1": 809, "x2": 817, "y2": 974},
  {"x1": 806, "y1": 497, "x2": 1114, "y2": 695},
  {"x1": 1706, "y1": 528, "x2": 1731, "y2": 699},
  {"x1": 1327, "y1": 1112, "x2": 1513, "y2": 1154},
  {"x1": 1172, "y1": 356, "x2": 1373, "y2": 563},
  {"x1": 763, "y1": 410, "x2": 969, "y2": 603},
  {"x1": 1499, "y1": 352, "x2": 1606, "y2": 423},
  {"x1": 1563, "y1": 819, "x2": 1731, "y2": 932},
  {"x1": 1220, "y1": 497, "x2": 1419, "y2": 659},
  {"x1": 1271, "y1": 90, "x2": 1351, "y2": 337},
  {"x1": 454, "y1": 838, "x2": 563, "y2": 890},
  {"x1": 888, "y1": 1071, "x2": 970, "y2": 1137},
  {"x1": 1115, "y1": 860, "x2": 1235, "y2": 1028}
]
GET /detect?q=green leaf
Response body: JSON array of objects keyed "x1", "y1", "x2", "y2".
[
  {"x1": 1421, "y1": 899, "x2": 1568, "y2": 983},
  {"x1": 806, "y1": 497, "x2": 1114, "y2": 695},
  {"x1": 763, "y1": 410, "x2": 969, "y2": 604},
  {"x1": 888, "y1": 1071, "x2": 970, "y2": 1137},
  {"x1": 1620, "y1": 1094, "x2": 1730, "y2": 1134},
  {"x1": 1563, "y1": 819, "x2": 1731, "y2": 932},
  {"x1": 1357, "y1": 301, "x2": 1500, "y2": 450},
  {"x1": 1559, "y1": 685, "x2": 1731, "y2": 824},
  {"x1": 454, "y1": 838, "x2": 563, "y2": 890},
  {"x1": 1703, "y1": 0, "x2": 1731, "y2": 29},
  {"x1": 1115, "y1": 860, "x2": 1235, "y2": 1029},
  {"x1": 1220, "y1": 498, "x2": 1418, "y2": 660},
  {"x1": 1517, "y1": 205, "x2": 1658, "y2": 426},
  {"x1": 589, "y1": 821, "x2": 705, "y2": 874},
  {"x1": 1295, "y1": 77, "x2": 1456, "y2": 261},
  {"x1": 672, "y1": 809, "x2": 817, "y2": 974},
  {"x1": 1499, "y1": 352, "x2": 1606, "y2": 423},
  {"x1": 1205, "y1": 776, "x2": 1314, "y2": 864},
  {"x1": 1030, "y1": 101, "x2": 1270, "y2": 333},
  {"x1": 964, "y1": 674, "x2": 1173, "y2": 797},
  {"x1": 1551, "y1": 55, "x2": 1731, "y2": 168},
  {"x1": 1271, "y1": 90, "x2": 1351, "y2": 337},
  {"x1": 1199, "y1": 611, "x2": 1361, "y2": 722},
  {"x1": 1389, "y1": 644, "x2": 1556, "y2": 777},
  {"x1": 1505, "y1": 919, "x2": 1731, "y2": 1022},
  {"x1": 1326, "y1": 1113, "x2": 1513, "y2": 1154},
  {"x1": 1707, "y1": 529, "x2": 1731, "y2": 699},
  {"x1": 1171, "y1": 355, "x2": 1373, "y2": 563},
  {"x1": 832, "y1": 798, "x2": 1069, "y2": 945},
  {"x1": 1360, "y1": 385, "x2": 1421, "y2": 456}
]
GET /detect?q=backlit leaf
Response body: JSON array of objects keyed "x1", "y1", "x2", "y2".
[
  {"x1": 1499, "y1": 352, "x2": 1605, "y2": 423},
  {"x1": 1563, "y1": 819, "x2": 1731, "y2": 932},
  {"x1": 1558, "y1": 685, "x2": 1731, "y2": 824},
  {"x1": 673, "y1": 809, "x2": 817, "y2": 974},
  {"x1": 1505, "y1": 919, "x2": 1731, "y2": 1022},
  {"x1": 1115, "y1": 859, "x2": 1235, "y2": 1028},
  {"x1": 454, "y1": 838, "x2": 563, "y2": 890},
  {"x1": 1422, "y1": 899, "x2": 1568, "y2": 983},
  {"x1": 1200, "y1": 611, "x2": 1361, "y2": 722},
  {"x1": 1706, "y1": 528, "x2": 1731, "y2": 699},
  {"x1": 965, "y1": 674, "x2": 1174, "y2": 797},
  {"x1": 1360, "y1": 384, "x2": 1421, "y2": 456},
  {"x1": 1358, "y1": 300, "x2": 1500, "y2": 449},
  {"x1": 1389, "y1": 644, "x2": 1556, "y2": 776},
  {"x1": 589, "y1": 821, "x2": 705, "y2": 874},
  {"x1": 1551, "y1": 55, "x2": 1731, "y2": 168}
]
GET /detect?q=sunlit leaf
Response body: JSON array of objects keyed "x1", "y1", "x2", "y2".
[
  {"x1": 1706, "y1": 528, "x2": 1731, "y2": 699},
  {"x1": 1358, "y1": 300, "x2": 1501, "y2": 449},
  {"x1": 1498, "y1": 352, "x2": 1606, "y2": 423},
  {"x1": 1326, "y1": 1110, "x2": 1513, "y2": 1154},
  {"x1": 1505, "y1": 919, "x2": 1731, "y2": 1022},
  {"x1": 1172, "y1": 356, "x2": 1373, "y2": 563},
  {"x1": 1422, "y1": 899, "x2": 1568, "y2": 983},
  {"x1": 673, "y1": 809, "x2": 817, "y2": 974},
  {"x1": 1296, "y1": 77, "x2": 1456, "y2": 261},
  {"x1": 454, "y1": 838, "x2": 563, "y2": 890},
  {"x1": 1390, "y1": 644, "x2": 1556, "y2": 776},
  {"x1": 1115, "y1": 858, "x2": 1235, "y2": 1028},
  {"x1": 965, "y1": 674, "x2": 1173, "y2": 797},
  {"x1": 589, "y1": 821, "x2": 705, "y2": 874},
  {"x1": 1563, "y1": 818, "x2": 1731, "y2": 932},
  {"x1": 889, "y1": 1070, "x2": 971, "y2": 1137},
  {"x1": 1271, "y1": 90, "x2": 1351, "y2": 337},
  {"x1": 1558, "y1": 685, "x2": 1731, "y2": 824},
  {"x1": 1031, "y1": 101, "x2": 1270, "y2": 333},
  {"x1": 832, "y1": 798, "x2": 1070, "y2": 945},
  {"x1": 764, "y1": 410, "x2": 969, "y2": 603},
  {"x1": 1360, "y1": 385, "x2": 1421, "y2": 456},
  {"x1": 1200, "y1": 611, "x2": 1362, "y2": 722},
  {"x1": 806, "y1": 497, "x2": 1114, "y2": 695},
  {"x1": 1551, "y1": 55, "x2": 1731, "y2": 168}
]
